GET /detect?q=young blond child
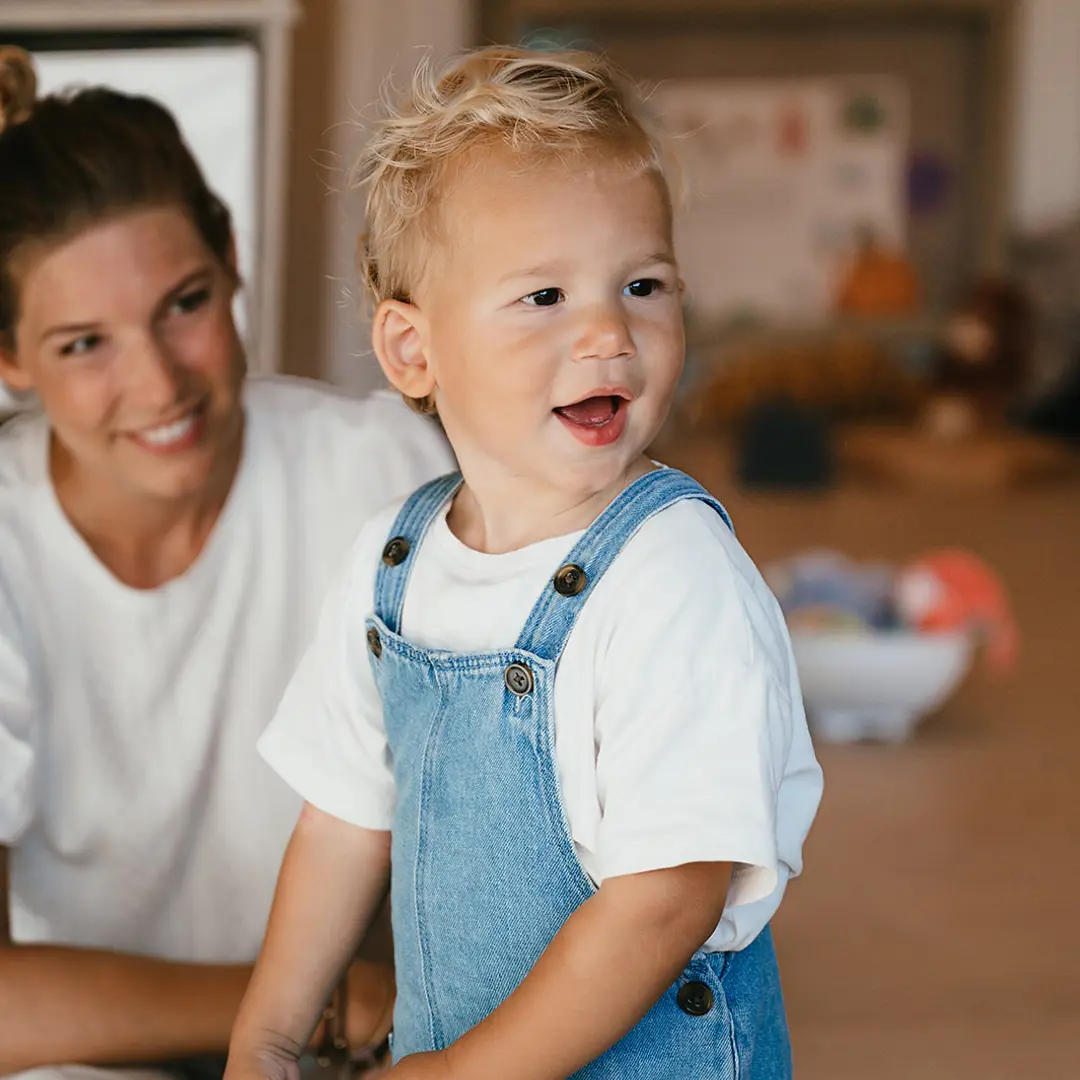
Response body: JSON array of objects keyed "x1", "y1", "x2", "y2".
[{"x1": 227, "y1": 47, "x2": 823, "y2": 1080}]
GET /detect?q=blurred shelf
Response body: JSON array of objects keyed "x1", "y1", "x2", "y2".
[
  {"x1": 490, "y1": 0, "x2": 1014, "y2": 26},
  {"x1": 0, "y1": 2, "x2": 298, "y2": 30}
]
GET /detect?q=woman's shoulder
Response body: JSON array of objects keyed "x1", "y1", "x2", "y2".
[
  {"x1": 245, "y1": 375, "x2": 433, "y2": 436},
  {"x1": 241, "y1": 376, "x2": 454, "y2": 548},
  {"x1": 244, "y1": 375, "x2": 452, "y2": 470},
  {"x1": 0, "y1": 414, "x2": 50, "y2": 636},
  {"x1": 0, "y1": 411, "x2": 50, "y2": 549},
  {"x1": 0, "y1": 409, "x2": 48, "y2": 489}
]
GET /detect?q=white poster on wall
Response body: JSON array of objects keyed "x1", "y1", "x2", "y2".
[
  {"x1": 1, "y1": 44, "x2": 259, "y2": 414},
  {"x1": 650, "y1": 76, "x2": 909, "y2": 326}
]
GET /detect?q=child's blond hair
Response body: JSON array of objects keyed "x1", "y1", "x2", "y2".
[{"x1": 352, "y1": 46, "x2": 673, "y2": 413}]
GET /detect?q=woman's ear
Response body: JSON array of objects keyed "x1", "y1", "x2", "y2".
[
  {"x1": 372, "y1": 299, "x2": 435, "y2": 404},
  {"x1": 0, "y1": 338, "x2": 32, "y2": 393}
]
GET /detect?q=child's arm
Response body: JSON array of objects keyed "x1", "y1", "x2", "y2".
[
  {"x1": 393, "y1": 860, "x2": 731, "y2": 1080},
  {"x1": 225, "y1": 803, "x2": 392, "y2": 1080}
]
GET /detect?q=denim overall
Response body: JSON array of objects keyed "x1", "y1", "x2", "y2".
[{"x1": 365, "y1": 468, "x2": 792, "y2": 1078}]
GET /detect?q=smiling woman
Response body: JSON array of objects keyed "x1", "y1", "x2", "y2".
[
  {"x1": 0, "y1": 44, "x2": 454, "y2": 1080},
  {"x1": 0, "y1": 45, "x2": 244, "y2": 584},
  {"x1": 6, "y1": 209, "x2": 246, "y2": 584}
]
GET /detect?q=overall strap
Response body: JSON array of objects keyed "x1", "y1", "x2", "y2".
[
  {"x1": 373, "y1": 472, "x2": 463, "y2": 633},
  {"x1": 514, "y1": 468, "x2": 733, "y2": 662}
]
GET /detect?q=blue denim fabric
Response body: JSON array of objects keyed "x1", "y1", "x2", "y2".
[{"x1": 366, "y1": 468, "x2": 792, "y2": 1078}]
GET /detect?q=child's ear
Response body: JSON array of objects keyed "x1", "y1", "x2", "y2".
[{"x1": 372, "y1": 299, "x2": 435, "y2": 405}]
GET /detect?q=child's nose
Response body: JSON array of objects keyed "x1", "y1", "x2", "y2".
[{"x1": 573, "y1": 303, "x2": 635, "y2": 361}]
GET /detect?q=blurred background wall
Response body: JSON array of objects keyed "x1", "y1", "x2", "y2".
[
  {"x1": 281, "y1": 0, "x2": 1079, "y2": 390},
  {"x1": 283, "y1": 0, "x2": 471, "y2": 390}
]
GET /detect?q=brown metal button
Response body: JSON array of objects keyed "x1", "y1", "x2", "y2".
[
  {"x1": 382, "y1": 536, "x2": 411, "y2": 567},
  {"x1": 676, "y1": 981, "x2": 714, "y2": 1016},
  {"x1": 504, "y1": 662, "x2": 534, "y2": 696},
  {"x1": 553, "y1": 563, "x2": 587, "y2": 597},
  {"x1": 366, "y1": 627, "x2": 382, "y2": 659}
]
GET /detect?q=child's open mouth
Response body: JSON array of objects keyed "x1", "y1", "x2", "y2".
[{"x1": 553, "y1": 394, "x2": 629, "y2": 447}]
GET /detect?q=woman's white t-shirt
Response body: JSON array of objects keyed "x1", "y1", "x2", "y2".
[
  {"x1": 260, "y1": 490, "x2": 824, "y2": 952},
  {"x1": 0, "y1": 375, "x2": 454, "y2": 963}
]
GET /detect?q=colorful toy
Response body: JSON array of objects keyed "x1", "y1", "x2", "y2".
[
  {"x1": 766, "y1": 550, "x2": 897, "y2": 631},
  {"x1": 768, "y1": 547, "x2": 1016, "y2": 742},
  {"x1": 894, "y1": 549, "x2": 1018, "y2": 673}
]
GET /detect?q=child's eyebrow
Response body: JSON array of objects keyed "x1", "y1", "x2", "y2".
[
  {"x1": 497, "y1": 251, "x2": 676, "y2": 285},
  {"x1": 497, "y1": 262, "x2": 563, "y2": 285},
  {"x1": 636, "y1": 251, "x2": 678, "y2": 269}
]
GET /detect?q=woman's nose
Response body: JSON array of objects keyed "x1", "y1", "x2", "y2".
[{"x1": 126, "y1": 335, "x2": 183, "y2": 408}]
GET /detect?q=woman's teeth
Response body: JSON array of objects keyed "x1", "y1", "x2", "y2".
[{"x1": 139, "y1": 412, "x2": 197, "y2": 446}]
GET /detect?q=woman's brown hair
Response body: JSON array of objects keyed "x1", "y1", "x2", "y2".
[{"x1": 0, "y1": 45, "x2": 234, "y2": 347}]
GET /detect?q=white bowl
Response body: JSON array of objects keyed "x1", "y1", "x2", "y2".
[{"x1": 790, "y1": 628, "x2": 974, "y2": 743}]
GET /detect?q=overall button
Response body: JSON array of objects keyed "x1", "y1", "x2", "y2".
[
  {"x1": 366, "y1": 627, "x2": 383, "y2": 659},
  {"x1": 677, "y1": 981, "x2": 714, "y2": 1017},
  {"x1": 504, "y1": 662, "x2": 534, "y2": 696},
  {"x1": 381, "y1": 536, "x2": 411, "y2": 566},
  {"x1": 553, "y1": 563, "x2": 587, "y2": 596}
]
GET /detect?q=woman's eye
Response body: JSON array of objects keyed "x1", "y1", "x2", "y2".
[
  {"x1": 522, "y1": 287, "x2": 564, "y2": 307},
  {"x1": 624, "y1": 278, "x2": 664, "y2": 298},
  {"x1": 172, "y1": 287, "x2": 211, "y2": 316},
  {"x1": 59, "y1": 334, "x2": 103, "y2": 357}
]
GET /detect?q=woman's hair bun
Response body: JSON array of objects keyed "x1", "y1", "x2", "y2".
[{"x1": 0, "y1": 46, "x2": 37, "y2": 134}]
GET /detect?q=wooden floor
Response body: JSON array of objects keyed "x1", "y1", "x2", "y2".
[{"x1": 659, "y1": 435, "x2": 1080, "y2": 1080}]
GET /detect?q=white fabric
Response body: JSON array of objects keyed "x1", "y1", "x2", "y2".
[
  {"x1": 260, "y1": 492, "x2": 824, "y2": 951},
  {"x1": 0, "y1": 375, "x2": 454, "y2": 963},
  {"x1": 9, "y1": 1067, "x2": 171, "y2": 1080}
]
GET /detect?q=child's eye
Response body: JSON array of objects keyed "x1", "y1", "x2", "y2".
[
  {"x1": 624, "y1": 278, "x2": 664, "y2": 298},
  {"x1": 59, "y1": 333, "x2": 103, "y2": 358},
  {"x1": 521, "y1": 288, "x2": 564, "y2": 307},
  {"x1": 171, "y1": 287, "x2": 211, "y2": 316}
]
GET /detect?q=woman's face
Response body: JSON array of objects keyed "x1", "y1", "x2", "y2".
[{"x1": 0, "y1": 206, "x2": 246, "y2": 505}]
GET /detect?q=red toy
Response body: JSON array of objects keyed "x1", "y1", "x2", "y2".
[{"x1": 895, "y1": 550, "x2": 1018, "y2": 673}]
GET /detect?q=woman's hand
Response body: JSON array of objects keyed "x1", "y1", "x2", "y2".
[
  {"x1": 309, "y1": 959, "x2": 395, "y2": 1054},
  {"x1": 345, "y1": 959, "x2": 395, "y2": 1050},
  {"x1": 223, "y1": 1046, "x2": 302, "y2": 1080}
]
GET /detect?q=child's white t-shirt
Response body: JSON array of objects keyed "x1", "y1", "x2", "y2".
[
  {"x1": 260, "y1": 486, "x2": 824, "y2": 951},
  {"x1": 0, "y1": 376, "x2": 454, "y2": 963}
]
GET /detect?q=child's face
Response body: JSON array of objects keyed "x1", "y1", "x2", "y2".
[{"x1": 412, "y1": 151, "x2": 684, "y2": 505}]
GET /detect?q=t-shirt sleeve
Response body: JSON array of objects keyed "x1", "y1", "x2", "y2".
[
  {"x1": 0, "y1": 598, "x2": 34, "y2": 845},
  {"x1": 590, "y1": 503, "x2": 821, "y2": 909},
  {"x1": 257, "y1": 518, "x2": 396, "y2": 830}
]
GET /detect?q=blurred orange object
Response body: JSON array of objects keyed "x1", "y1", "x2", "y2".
[
  {"x1": 895, "y1": 550, "x2": 1018, "y2": 673},
  {"x1": 836, "y1": 230, "x2": 920, "y2": 317}
]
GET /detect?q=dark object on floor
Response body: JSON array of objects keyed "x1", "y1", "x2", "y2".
[
  {"x1": 1020, "y1": 357, "x2": 1080, "y2": 442},
  {"x1": 736, "y1": 397, "x2": 834, "y2": 490}
]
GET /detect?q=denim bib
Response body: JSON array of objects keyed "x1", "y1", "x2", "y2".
[{"x1": 366, "y1": 467, "x2": 791, "y2": 1078}]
